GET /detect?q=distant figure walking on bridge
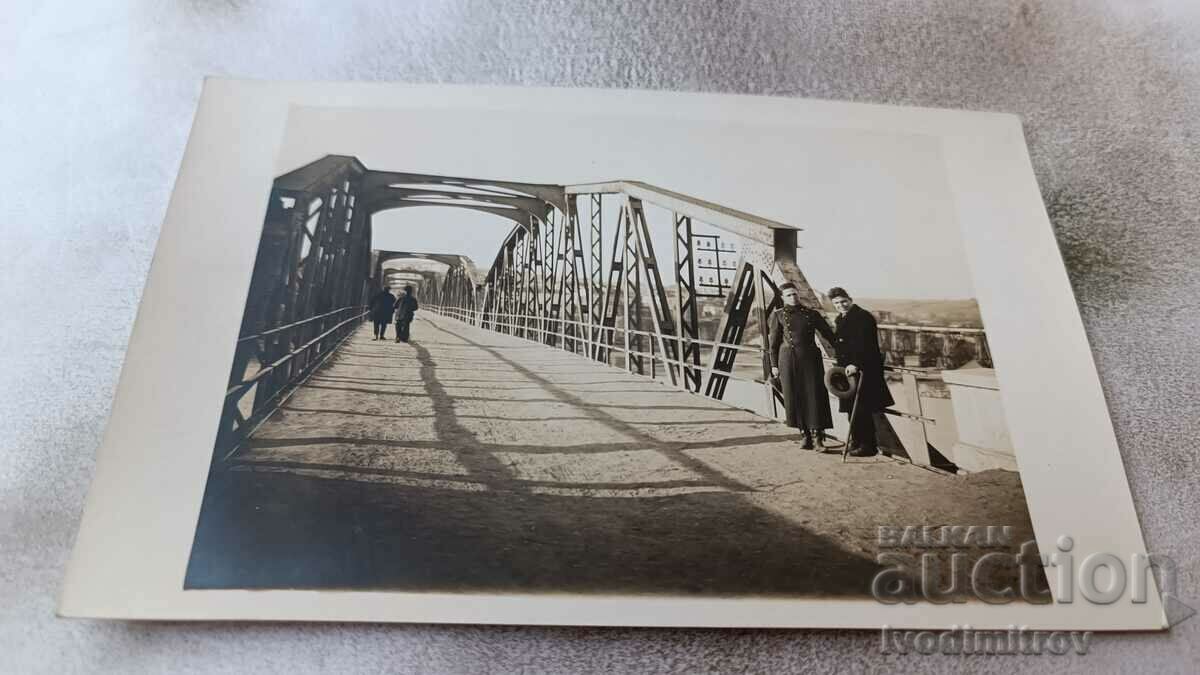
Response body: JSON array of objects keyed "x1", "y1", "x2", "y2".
[
  {"x1": 394, "y1": 285, "x2": 419, "y2": 343},
  {"x1": 830, "y1": 287, "x2": 894, "y2": 457},
  {"x1": 369, "y1": 285, "x2": 396, "y2": 340},
  {"x1": 769, "y1": 282, "x2": 836, "y2": 449}
]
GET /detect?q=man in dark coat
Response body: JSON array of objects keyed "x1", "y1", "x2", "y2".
[
  {"x1": 393, "y1": 285, "x2": 419, "y2": 343},
  {"x1": 369, "y1": 285, "x2": 396, "y2": 340},
  {"x1": 769, "y1": 282, "x2": 836, "y2": 449},
  {"x1": 830, "y1": 286, "x2": 894, "y2": 457}
]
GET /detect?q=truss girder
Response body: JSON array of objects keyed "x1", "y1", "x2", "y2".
[{"x1": 220, "y1": 154, "x2": 841, "y2": 461}]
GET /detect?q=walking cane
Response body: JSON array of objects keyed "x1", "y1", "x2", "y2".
[{"x1": 842, "y1": 372, "x2": 863, "y2": 463}]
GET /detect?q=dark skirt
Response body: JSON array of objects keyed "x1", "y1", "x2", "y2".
[{"x1": 779, "y1": 348, "x2": 833, "y2": 430}]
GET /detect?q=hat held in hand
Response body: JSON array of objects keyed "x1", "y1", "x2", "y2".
[{"x1": 824, "y1": 366, "x2": 859, "y2": 400}]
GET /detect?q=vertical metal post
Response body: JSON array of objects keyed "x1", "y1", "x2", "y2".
[
  {"x1": 589, "y1": 193, "x2": 603, "y2": 360},
  {"x1": 635, "y1": 224, "x2": 680, "y2": 388},
  {"x1": 580, "y1": 195, "x2": 593, "y2": 362},
  {"x1": 543, "y1": 210, "x2": 557, "y2": 345},
  {"x1": 508, "y1": 233, "x2": 520, "y2": 335},
  {"x1": 500, "y1": 244, "x2": 512, "y2": 334},
  {"x1": 524, "y1": 217, "x2": 541, "y2": 342},
  {"x1": 521, "y1": 230, "x2": 532, "y2": 339},
  {"x1": 563, "y1": 195, "x2": 587, "y2": 358},
  {"x1": 754, "y1": 267, "x2": 777, "y2": 416},
  {"x1": 597, "y1": 208, "x2": 626, "y2": 366},
  {"x1": 620, "y1": 205, "x2": 632, "y2": 374},
  {"x1": 555, "y1": 199, "x2": 582, "y2": 354},
  {"x1": 628, "y1": 200, "x2": 679, "y2": 387},
  {"x1": 672, "y1": 211, "x2": 686, "y2": 389},
  {"x1": 623, "y1": 199, "x2": 644, "y2": 375},
  {"x1": 904, "y1": 371, "x2": 931, "y2": 450},
  {"x1": 674, "y1": 215, "x2": 702, "y2": 392}
]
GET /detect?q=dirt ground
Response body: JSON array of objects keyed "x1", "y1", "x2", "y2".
[{"x1": 186, "y1": 315, "x2": 1041, "y2": 598}]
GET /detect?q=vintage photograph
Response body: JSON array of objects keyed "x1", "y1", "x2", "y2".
[{"x1": 183, "y1": 105, "x2": 1041, "y2": 599}]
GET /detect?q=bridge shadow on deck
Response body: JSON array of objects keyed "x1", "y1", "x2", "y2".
[
  {"x1": 185, "y1": 317, "x2": 882, "y2": 597},
  {"x1": 186, "y1": 469, "x2": 881, "y2": 595}
]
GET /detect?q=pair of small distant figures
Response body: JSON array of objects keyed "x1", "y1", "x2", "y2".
[{"x1": 368, "y1": 285, "x2": 419, "y2": 344}]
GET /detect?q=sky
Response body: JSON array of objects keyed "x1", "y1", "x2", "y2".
[{"x1": 277, "y1": 105, "x2": 976, "y2": 300}]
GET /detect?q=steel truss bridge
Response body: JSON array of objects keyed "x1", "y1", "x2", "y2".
[{"x1": 217, "y1": 154, "x2": 991, "y2": 469}]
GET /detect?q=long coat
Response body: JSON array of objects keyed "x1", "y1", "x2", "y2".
[
  {"x1": 833, "y1": 304, "x2": 895, "y2": 414},
  {"x1": 393, "y1": 295, "x2": 419, "y2": 323},
  {"x1": 769, "y1": 305, "x2": 835, "y2": 430},
  {"x1": 369, "y1": 290, "x2": 396, "y2": 322}
]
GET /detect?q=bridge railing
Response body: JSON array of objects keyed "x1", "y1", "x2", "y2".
[
  {"x1": 216, "y1": 305, "x2": 368, "y2": 458},
  {"x1": 426, "y1": 302, "x2": 948, "y2": 431},
  {"x1": 876, "y1": 323, "x2": 992, "y2": 369},
  {"x1": 430, "y1": 303, "x2": 762, "y2": 374}
]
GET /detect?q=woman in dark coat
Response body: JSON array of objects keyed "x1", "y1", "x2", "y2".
[
  {"x1": 369, "y1": 286, "x2": 396, "y2": 340},
  {"x1": 769, "y1": 282, "x2": 835, "y2": 449},
  {"x1": 829, "y1": 286, "x2": 895, "y2": 457},
  {"x1": 393, "y1": 285, "x2": 419, "y2": 343}
]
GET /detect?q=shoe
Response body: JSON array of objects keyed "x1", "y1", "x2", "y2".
[
  {"x1": 815, "y1": 433, "x2": 827, "y2": 450},
  {"x1": 801, "y1": 435, "x2": 814, "y2": 450},
  {"x1": 848, "y1": 446, "x2": 879, "y2": 458}
]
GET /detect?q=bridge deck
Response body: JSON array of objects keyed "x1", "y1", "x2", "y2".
[{"x1": 187, "y1": 314, "x2": 1035, "y2": 596}]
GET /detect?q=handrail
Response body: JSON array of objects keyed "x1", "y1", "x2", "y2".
[
  {"x1": 426, "y1": 303, "x2": 963, "y2": 385},
  {"x1": 437, "y1": 307, "x2": 980, "y2": 370},
  {"x1": 216, "y1": 305, "x2": 368, "y2": 458},
  {"x1": 238, "y1": 306, "x2": 363, "y2": 344},
  {"x1": 427, "y1": 303, "x2": 943, "y2": 427},
  {"x1": 877, "y1": 323, "x2": 985, "y2": 335},
  {"x1": 426, "y1": 304, "x2": 929, "y2": 420},
  {"x1": 425, "y1": 303, "x2": 756, "y2": 385},
  {"x1": 227, "y1": 309, "x2": 369, "y2": 398},
  {"x1": 477, "y1": 309, "x2": 763, "y2": 353}
]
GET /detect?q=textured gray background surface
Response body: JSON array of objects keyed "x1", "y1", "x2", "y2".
[{"x1": 1, "y1": 0, "x2": 1198, "y2": 672}]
